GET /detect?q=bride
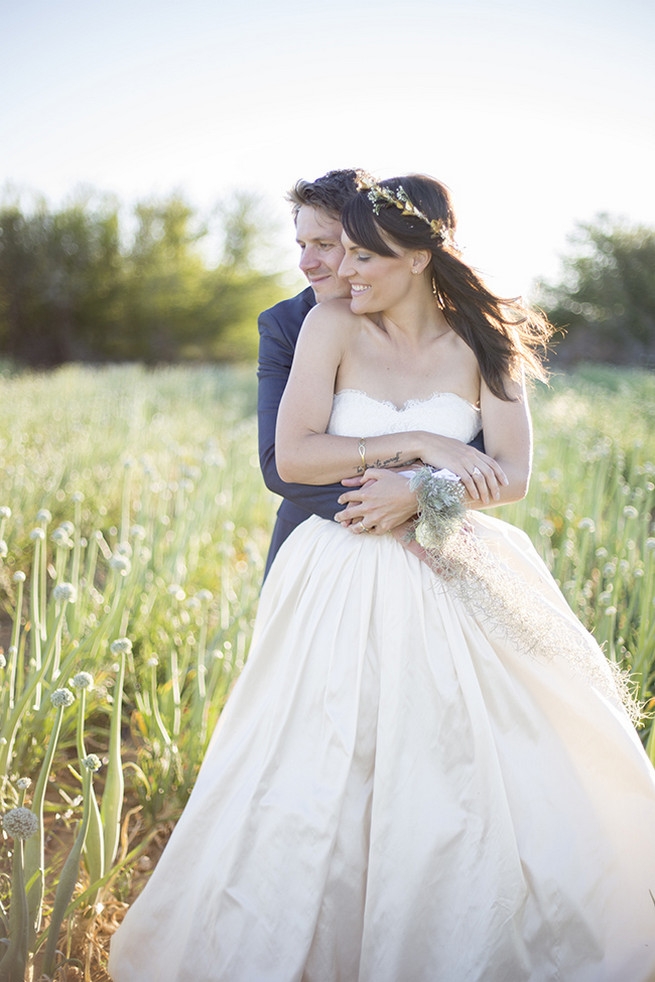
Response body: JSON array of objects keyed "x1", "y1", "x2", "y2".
[{"x1": 109, "y1": 174, "x2": 655, "y2": 982}]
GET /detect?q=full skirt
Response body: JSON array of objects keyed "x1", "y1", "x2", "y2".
[{"x1": 109, "y1": 513, "x2": 655, "y2": 981}]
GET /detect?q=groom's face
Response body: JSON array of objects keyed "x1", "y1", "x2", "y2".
[{"x1": 295, "y1": 205, "x2": 350, "y2": 302}]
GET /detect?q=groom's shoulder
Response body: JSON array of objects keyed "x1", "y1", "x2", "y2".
[{"x1": 259, "y1": 287, "x2": 316, "y2": 339}]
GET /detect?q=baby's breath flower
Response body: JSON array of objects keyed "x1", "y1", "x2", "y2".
[
  {"x1": 71, "y1": 491, "x2": 84, "y2": 503},
  {"x1": 196, "y1": 589, "x2": 213, "y2": 604},
  {"x1": 623, "y1": 505, "x2": 639, "y2": 520},
  {"x1": 0, "y1": 506, "x2": 11, "y2": 519},
  {"x1": 50, "y1": 688, "x2": 75, "y2": 708},
  {"x1": 3, "y1": 806, "x2": 39, "y2": 839},
  {"x1": 645, "y1": 538, "x2": 655, "y2": 552},
  {"x1": 30, "y1": 527, "x2": 46, "y2": 541},
  {"x1": 604, "y1": 606, "x2": 618, "y2": 617},
  {"x1": 110, "y1": 637, "x2": 133, "y2": 656},
  {"x1": 577, "y1": 518, "x2": 596, "y2": 533},
  {"x1": 54, "y1": 582, "x2": 77, "y2": 604},
  {"x1": 168, "y1": 584, "x2": 186, "y2": 601},
  {"x1": 130, "y1": 524, "x2": 146, "y2": 540},
  {"x1": 116, "y1": 541, "x2": 132, "y2": 558},
  {"x1": 147, "y1": 656, "x2": 159, "y2": 667},
  {"x1": 13, "y1": 570, "x2": 26, "y2": 583},
  {"x1": 16, "y1": 777, "x2": 31, "y2": 791},
  {"x1": 82, "y1": 754, "x2": 102, "y2": 772},
  {"x1": 110, "y1": 553, "x2": 131, "y2": 576},
  {"x1": 36, "y1": 508, "x2": 52, "y2": 524},
  {"x1": 72, "y1": 671, "x2": 94, "y2": 690}
]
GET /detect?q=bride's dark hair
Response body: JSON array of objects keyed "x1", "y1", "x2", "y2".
[{"x1": 341, "y1": 174, "x2": 553, "y2": 400}]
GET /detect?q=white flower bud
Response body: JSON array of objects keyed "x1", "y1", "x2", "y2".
[
  {"x1": 110, "y1": 637, "x2": 133, "y2": 655},
  {"x1": 0, "y1": 506, "x2": 12, "y2": 519},
  {"x1": 0, "y1": 540, "x2": 7, "y2": 558},
  {"x1": 16, "y1": 777, "x2": 31, "y2": 790},
  {"x1": 71, "y1": 671, "x2": 94, "y2": 690},
  {"x1": 54, "y1": 583, "x2": 77, "y2": 604},
  {"x1": 110, "y1": 554, "x2": 131, "y2": 576},
  {"x1": 82, "y1": 754, "x2": 102, "y2": 772},
  {"x1": 50, "y1": 688, "x2": 75, "y2": 708},
  {"x1": 30, "y1": 527, "x2": 46, "y2": 541},
  {"x1": 3, "y1": 806, "x2": 39, "y2": 840},
  {"x1": 13, "y1": 571, "x2": 26, "y2": 583},
  {"x1": 36, "y1": 509, "x2": 52, "y2": 523}
]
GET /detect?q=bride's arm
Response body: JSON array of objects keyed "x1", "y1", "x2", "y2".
[
  {"x1": 465, "y1": 373, "x2": 533, "y2": 509},
  {"x1": 276, "y1": 304, "x2": 428, "y2": 485}
]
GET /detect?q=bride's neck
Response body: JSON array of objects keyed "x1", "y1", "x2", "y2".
[{"x1": 373, "y1": 296, "x2": 451, "y2": 344}]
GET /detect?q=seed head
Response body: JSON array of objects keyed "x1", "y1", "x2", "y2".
[
  {"x1": 110, "y1": 554, "x2": 131, "y2": 576},
  {"x1": 16, "y1": 777, "x2": 31, "y2": 791},
  {"x1": 3, "y1": 807, "x2": 39, "y2": 840},
  {"x1": 30, "y1": 527, "x2": 46, "y2": 541},
  {"x1": 82, "y1": 754, "x2": 102, "y2": 772},
  {"x1": 50, "y1": 688, "x2": 75, "y2": 708},
  {"x1": 51, "y1": 528, "x2": 73, "y2": 547},
  {"x1": 72, "y1": 671, "x2": 94, "y2": 690},
  {"x1": 13, "y1": 571, "x2": 26, "y2": 583},
  {"x1": 110, "y1": 637, "x2": 133, "y2": 655},
  {"x1": 36, "y1": 509, "x2": 52, "y2": 524},
  {"x1": 54, "y1": 582, "x2": 77, "y2": 604}
]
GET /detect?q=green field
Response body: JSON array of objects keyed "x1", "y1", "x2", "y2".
[{"x1": 1, "y1": 362, "x2": 654, "y2": 979}]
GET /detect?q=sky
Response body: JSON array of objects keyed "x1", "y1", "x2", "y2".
[{"x1": 1, "y1": 0, "x2": 654, "y2": 297}]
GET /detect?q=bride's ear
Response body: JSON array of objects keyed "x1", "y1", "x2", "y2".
[{"x1": 410, "y1": 250, "x2": 432, "y2": 276}]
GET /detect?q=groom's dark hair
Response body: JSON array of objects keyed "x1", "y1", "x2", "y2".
[{"x1": 286, "y1": 169, "x2": 359, "y2": 221}]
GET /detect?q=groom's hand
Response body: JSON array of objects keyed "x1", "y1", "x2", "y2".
[{"x1": 334, "y1": 468, "x2": 418, "y2": 534}]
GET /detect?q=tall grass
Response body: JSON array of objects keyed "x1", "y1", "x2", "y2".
[{"x1": 0, "y1": 361, "x2": 653, "y2": 979}]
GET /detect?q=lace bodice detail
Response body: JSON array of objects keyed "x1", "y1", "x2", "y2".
[{"x1": 328, "y1": 389, "x2": 482, "y2": 443}]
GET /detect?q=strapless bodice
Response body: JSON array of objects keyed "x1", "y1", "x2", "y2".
[{"x1": 327, "y1": 389, "x2": 482, "y2": 443}]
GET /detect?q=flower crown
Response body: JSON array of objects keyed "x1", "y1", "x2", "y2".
[{"x1": 355, "y1": 172, "x2": 452, "y2": 246}]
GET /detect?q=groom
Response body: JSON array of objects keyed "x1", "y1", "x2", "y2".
[{"x1": 257, "y1": 168, "x2": 482, "y2": 578}]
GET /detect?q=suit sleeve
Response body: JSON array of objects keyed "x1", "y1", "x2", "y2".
[{"x1": 257, "y1": 306, "x2": 345, "y2": 522}]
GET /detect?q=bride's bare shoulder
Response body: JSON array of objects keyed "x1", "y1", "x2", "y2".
[{"x1": 296, "y1": 300, "x2": 360, "y2": 355}]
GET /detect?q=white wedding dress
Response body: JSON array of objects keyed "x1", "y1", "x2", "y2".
[{"x1": 109, "y1": 391, "x2": 655, "y2": 982}]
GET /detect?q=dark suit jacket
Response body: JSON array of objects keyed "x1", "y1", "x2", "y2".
[
  {"x1": 258, "y1": 288, "x2": 345, "y2": 577},
  {"x1": 257, "y1": 287, "x2": 485, "y2": 577}
]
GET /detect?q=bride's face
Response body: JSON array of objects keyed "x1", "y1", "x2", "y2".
[{"x1": 338, "y1": 232, "x2": 421, "y2": 314}]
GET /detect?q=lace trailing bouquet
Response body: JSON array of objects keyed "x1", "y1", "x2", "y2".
[{"x1": 406, "y1": 466, "x2": 641, "y2": 723}]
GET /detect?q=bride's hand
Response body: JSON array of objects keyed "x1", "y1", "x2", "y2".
[{"x1": 420, "y1": 433, "x2": 509, "y2": 504}]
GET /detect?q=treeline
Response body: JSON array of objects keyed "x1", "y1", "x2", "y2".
[
  {"x1": 538, "y1": 215, "x2": 655, "y2": 367},
  {"x1": 0, "y1": 191, "x2": 288, "y2": 366},
  {"x1": 1, "y1": 194, "x2": 653, "y2": 368}
]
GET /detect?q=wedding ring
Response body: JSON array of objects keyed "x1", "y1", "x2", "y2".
[
  {"x1": 472, "y1": 466, "x2": 482, "y2": 477},
  {"x1": 360, "y1": 523, "x2": 371, "y2": 532}
]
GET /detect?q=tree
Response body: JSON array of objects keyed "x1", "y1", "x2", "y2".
[
  {"x1": 538, "y1": 215, "x2": 655, "y2": 366},
  {"x1": 0, "y1": 191, "x2": 286, "y2": 366}
]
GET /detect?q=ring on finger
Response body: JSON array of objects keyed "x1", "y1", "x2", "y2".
[
  {"x1": 360, "y1": 523, "x2": 371, "y2": 533},
  {"x1": 471, "y1": 466, "x2": 482, "y2": 477}
]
